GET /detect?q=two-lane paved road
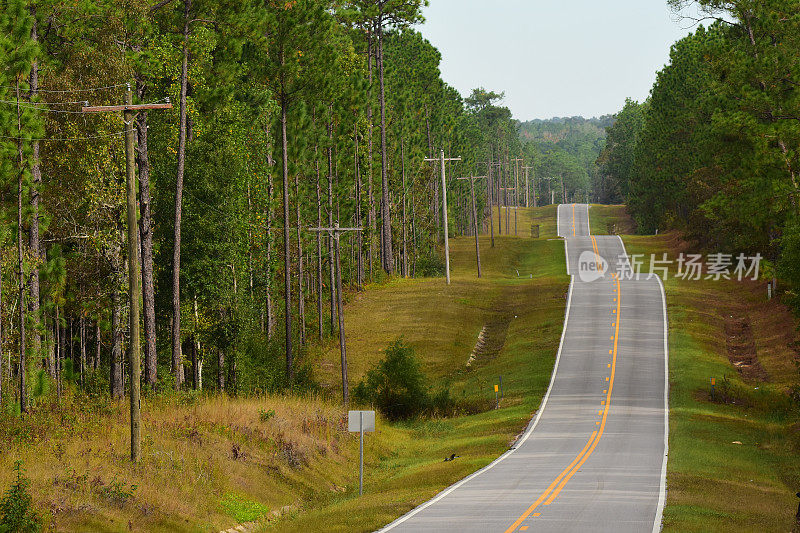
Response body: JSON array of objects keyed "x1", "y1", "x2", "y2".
[{"x1": 381, "y1": 204, "x2": 668, "y2": 532}]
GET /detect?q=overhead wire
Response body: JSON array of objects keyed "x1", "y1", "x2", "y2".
[
  {"x1": 0, "y1": 83, "x2": 128, "y2": 93},
  {"x1": 0, "y1": 130, "x2": 129, "y2": 142},
  {"x1": 0, "y1": 99, "x2": 89, "y2": 106}
]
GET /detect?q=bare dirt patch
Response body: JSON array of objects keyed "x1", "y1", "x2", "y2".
[
  {"x1": 723, "y1": 313, "x2": 768, "y2": 381},
  {"x1": 466, "y1": 318, "x2": 510, "y2": 367}
]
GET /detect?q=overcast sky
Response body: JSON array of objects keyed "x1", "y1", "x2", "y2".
[{"x1": 417, "y1": 0, "x2": 709, "y2": 121}]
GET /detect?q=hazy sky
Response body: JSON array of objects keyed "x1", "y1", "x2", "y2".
[{"x1": 417, "y1": 0, "x2": 708, "y2": 121}]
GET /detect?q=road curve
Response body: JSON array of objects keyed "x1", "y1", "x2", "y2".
[{"x1": 380, "y1": 204, "x2": 668, "y2": 532}]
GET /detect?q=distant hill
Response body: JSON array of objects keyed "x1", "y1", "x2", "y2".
[
  {"x1": 518, "y1": 115, "x2": 614, "y2": 145},
  {"x1": 518, "y1": 116, "x2": 615, "y2": 201}
]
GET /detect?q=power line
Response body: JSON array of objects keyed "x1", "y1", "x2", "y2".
[
  {"x1": 1, "y1": 103, "x2": 90, "y2": 114},
  {"x1": 0, "y1": 83, "x2": 128, "y2": 93},
  {"x1": 0, "y1": 130, "x2": 129, "y2": 142},
  {"x1": 0, "y1": 99, "x2": 89, "y2": 106}
]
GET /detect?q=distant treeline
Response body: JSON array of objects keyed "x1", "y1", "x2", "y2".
[
  {"x1": 596, "y1": 0, "x2": 800, "y2": 307},
  {"x1": 519, "y1": 116, "x2": 613, "y2": 204}
]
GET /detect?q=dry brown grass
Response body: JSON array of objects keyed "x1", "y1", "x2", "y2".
[
  {"x1": 0, "y1": 206, "x2": 569, "y2": 532},
  {"x1": 0, "y1": 392, "x2": 357, "y2": 532}
]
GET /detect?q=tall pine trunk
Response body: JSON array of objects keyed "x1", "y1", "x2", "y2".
[
  {"x1": 55, "y1": 306, "x2": 61, "y2": 399},
  {"x1": 280, "y1": 88, "x2": 294, "y2": 385},
  {"x1": 110, "y1": 289, "x2": 122, "y2": 399},
  {"x1": 295, "y1": 174, "x2": 305, "y2": 346},
  {"x1": 28, "y1": 12, "x2": 41, "y2": 365},
  {"x1": 401, "y1": 140, "x2": 408, "y2": 278},
  {"x1": 425, "y1": 106, "x2": 439, "y2": 241},
  {"x1": 171, "y1": 0, "x2": 191, "y2": 390},
  {"x1": 315, "y1": 143, "x2": 324, "y2": 340},
  {"x1": 355, "y1": 123, "x2": 364, "y2": 289},
  {"x1": 264, "y1": 123, "x2": 275, "y2": 339},
  {"x1": 377, "y1": 22, "x2": 393, "y2": 274},
  {"x1": 15, "y1": 81, "x2": 27, "y2": 414},
  {"x1": 94, "y1": 322, "x2": 101, "y2": 371},
  {"x1": 135, "y1": 80, "x2": 158, "y2": 386},
  {"x1": 327, "y1": 110, "x2": 336, "y2": 336},
  {"x1": 488, "y1": 160, "x2": 495, "y2": 247},
  {"x1": 79, "y1": 315, "x2": 86, "y2": 386},
  {"x1": 366, "y1": 30, "x2": 376, "y2": 279}
]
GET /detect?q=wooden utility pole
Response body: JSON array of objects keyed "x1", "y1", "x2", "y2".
[
  {"x1": 479, "y1": 161, "x2": 497, "y2": 247},
  {"x1": 424, "y1": 150, "x2": 461, "y2": 285},
  {"x1": 500, "y1": 187, "x2": 518, "y2": 236},
  {"x1": 488, "y1": 161, "x2": 502, "y2": 236},
  {"x1": 309, "y1": 223, "x2": 362, "y2": 405},
  {"x1": 511, "y1": 158, "x2": 522, "y2": 235},
  {"x1": 523, "y1": 166, "x2": 535, "y2": 207},
  {"x1": 510, "y1": 158, "x2": 523, "y2": 206},
  {"x1": 83, "y1": 86, "x2": 172, "y2": 463},
  {"x1": 456, "y1": 176, "x2": 486, "y2": 278}
]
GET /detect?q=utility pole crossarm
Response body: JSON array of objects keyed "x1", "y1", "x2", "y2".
[
  {"x1": 308, "y1": 227, "x2": 363, "y2": 233},
  {"x1": 424, "y1": 156, "x2": 461, "y2": 163},
  {"x1": 81, "y1": 103, "x2": 173, "y2": 113}
]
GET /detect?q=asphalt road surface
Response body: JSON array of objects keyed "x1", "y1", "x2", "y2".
[{"x1": 380, "y1": 204, "x2": 668, "y2": 533}]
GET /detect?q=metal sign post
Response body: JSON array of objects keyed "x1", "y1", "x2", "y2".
[{"x1": 348, "y1": 410, "x2": 375, "y2": 495}]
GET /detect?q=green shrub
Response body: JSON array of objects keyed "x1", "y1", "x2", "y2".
[
  {"x1": 414, "y1": 251, "x2": 445, "y2": 277},
  {"x1": 354, "y1": 339, "x2": 442, "y2": 421},
  {"x1": 0, "y1": 461, "x2": 41, "y2": 533}
]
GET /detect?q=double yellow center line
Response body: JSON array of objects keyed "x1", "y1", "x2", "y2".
[
  {"x1": 571, "y1": 204, "x2": 576, "y2": 236},
  {"x1": 504, "y1": 272, "x2": 622, "y2": 533}
]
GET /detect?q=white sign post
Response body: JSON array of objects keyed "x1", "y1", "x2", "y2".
[{"x1": 348, "y1": 410, "x2": 375, "y2": 495}]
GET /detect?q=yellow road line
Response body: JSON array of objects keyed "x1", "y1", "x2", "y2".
[
  {"x1": 502, "y1": 431, "x2": 598, "y2": 533},
  {"x1": 590, "y1": 236, "x2": 602, "y2": 272},
  {"x1": 572, "y1": 204, "x2": 576, "y2": 236},
  {"x1": 504, "y1": 274, "x2": 623, "y2": 531},
  {"x1": 543, "y1": 275, "x2": 621, "y2": 504}
]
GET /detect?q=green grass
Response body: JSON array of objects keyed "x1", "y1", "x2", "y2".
[
  {"x1": 277, "y1": 207, "x2": 569, "y2": 531},
  {"x1": 622, "y1": 232, "x2": 800, "y2": 532},
  {"x1": 588, "y1": 204, "x2": 636, "y2": 235},
  {"x1": 0, "y1": 206, "x2": 569, "y2": 533}
]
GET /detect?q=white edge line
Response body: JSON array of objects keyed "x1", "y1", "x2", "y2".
[
  {"x1": 557, "y1": 203, "x2": 562, "y2": 237},
  {"x1": 560, "y1": 204, "x2": 570, "y2": 275},
  {"x1": 614, "y1": 235, "x2": 669, "y2": 533},
  {"x1": 652, "y1": 271, "x2": 669, "y2": 533},
  {"x1": 616, "y1": 234, "x2": 627, "y2": 257},
  {"x1": 586, "y1": 203, "x2": 591, "y2": 236},
  {"x1": 378, "y1": 275, "x2": 577, "y2": 532}
]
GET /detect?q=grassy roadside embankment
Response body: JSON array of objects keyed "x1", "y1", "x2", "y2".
[
  {"x1": 278, "y1": 206, "x2": 567, "y2": 531},
  {"x1": 596, "y1": 205, "x2": 800, "y2": 532},
  {"x1": 0, "y1": 206, "x2": 569, "y2": 532}
]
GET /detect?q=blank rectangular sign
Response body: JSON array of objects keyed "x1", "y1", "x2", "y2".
[{"x1": 348, "y1": 410, "x2": 375, "y2": 433}]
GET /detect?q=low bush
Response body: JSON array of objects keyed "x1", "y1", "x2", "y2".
[{"x1": 353, "y1": 339, "x2": 452, "y2": 420}]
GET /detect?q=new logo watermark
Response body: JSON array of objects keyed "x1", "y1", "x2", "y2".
[{"x1": 578, "y1": 251, "x2": 608, "y2": 282}]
